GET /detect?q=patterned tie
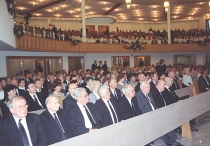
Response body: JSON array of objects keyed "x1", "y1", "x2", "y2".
[
  {"x1": 107, "y1": 101, "x2": 118, "y2": 123},
  {"x1": 53, "y1": 113, "x2": 66, "y2": 140},
  {"x1": 114, "y1": 90, "x2": 118, "y2": 100},
  {"x1": 33, "y1": 95, "x2": 42, "y2": 110},
  {"x1": 131, "y1": 101, "x2": 136, "y2": 116},
  {"x1": 145, "y1": 94, "x2": 155, "y2": 110},
  {"x1": 84, "y1": 106, "x2": 96, "y2": 126},
  {"x1": 18, "y1": 119, "x2": 30, "y2": 146}
]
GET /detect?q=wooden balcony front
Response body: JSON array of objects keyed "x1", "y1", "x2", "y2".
[{"x1": 16, "y1": 35, "x2": 210, "y2": 53}]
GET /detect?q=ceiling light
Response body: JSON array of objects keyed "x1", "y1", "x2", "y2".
[
  {"x1": 40, "y1": 0, "x2": 43, "y2": 2},
  {"x1": 175, "y1": 15, "x2": 177, "y2": 18},
  {"x1": 125, "y1": 0, "x2": 131, "y2": 5},
  {"x1": 195, "y1": 8, "x2": 198, "y2": 10},
  {"x1": 200, "y1": 2, "x2": 202, "y2": 4},
  {"x1": 127, "y1": 4, "x2": 131, "y2": 9},
  {"x1": 164, "y1": 1, "x2": 169, "y2": 8},
  {"x1": 165, "y1": 7, "x2": 168, "y2": 13},
  {"x1": 153, "y1": 5, "x2": 156, "y2": 8},
  {"x1": 209, "y1": 1, "x2": 210, "y2": 6},
  {"x1": 103, "y1": 2, "x2": 106, "y2": 5}
]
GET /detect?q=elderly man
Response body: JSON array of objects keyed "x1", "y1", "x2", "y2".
[
  {"x1": 135, "y1": 73, "x2": 145, "y2": 93},
  {"x1": 135, "y1": 81, "x2": 184, "y2": 146},
  {"x1": 40, "y1": 96, "x2": 71, "y2": 145},
  {"x1": 150, "y1": 73, "x2": 158, "y2": 91},
  {"x1": 95, "y1": 85, "x2": 121, "y2": 127},
  {"x1": 168, "y1": 71, "x2": 180, "y2": 91},
  {"x1": 0, "y1": 96, "x2": 47, "y2": 146},
  {"x1": 109, "y1": 78, "x2": 121, "y2": 102},
  {"x1": 68, "y1": 88, "x2": 99, "y2": 137},
  {"x1": 198, "y1": 70, "x2": 210, "y2": 93},
  {"x1": 63, "y1": 80, "x2": 78, "y2": 111},
  {"x1": 118, "y1": 84, "x2": 141, "y2": 120}
]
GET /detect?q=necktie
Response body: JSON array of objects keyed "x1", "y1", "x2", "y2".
[
  {"x1": 84, "y1": 106, "x2": 96, "y2": 126},
  {"x1": 131, "y1": 101, "x2": 136, "y2": 116},
  {"x1": 159, "y1": 92, "x2": 166, "y2": 106},
  {"x1": 53, "y1": 113, "x2": 66, "y2": 140},
  {"x1": 168, "y1": 89, "x2": 175, "y2": 97},
  {"x1": 33, "y1": 95, "x2": 42, "y2": 110},
  {"x1": 114, "y1": 90, "x2": 118, "y2": 100},
  {"x1": 204, "y1": 77, "x2": 210, "y2": 85},
  {"x1": 18, "y1": 119, "x2": 30, "y2": 146},
  {"x1": 145, "y1": 94, "x2": 155, "y2": 110},
  {"x1": 0, "y1": 107, "x2": 2, "y2": 118},
  {"x1": 173, "y1": 80, "x2": 178, "y2": 89},
  {"x1": 107, "y1": 101, "x2": 118, "y2": 123}
]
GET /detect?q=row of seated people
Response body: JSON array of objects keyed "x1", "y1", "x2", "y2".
[
  {"x1": 20, "y1": 23, "x2": 210, "y2": 45},
  {"x1": 0, "y1": 62, "x2": 210, "y2": 146}
]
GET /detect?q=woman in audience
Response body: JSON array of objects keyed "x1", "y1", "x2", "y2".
[
  {"x1": 88, "y1": 80, "x2": 101, "y2": 104},
  {"x1": 50, "y1": 80, "x2": 65, "y2": 107},
  {"x1": 182, "y1": 68, "x2": 193, "y2": 88}
]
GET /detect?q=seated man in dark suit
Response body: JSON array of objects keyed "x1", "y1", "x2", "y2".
[
  {"x1": 95, "y1": 85, "x2": 121, "y2": 128},
  {"x1": 17, "y1": 78, "x2": 27, "y2": 98},
  {"x1": 118, "y1": 84, "x2": 141, "y2": 120},
  {"x1": 135, "y1": 81, "x2": 184, "y2": 146},
  {"x1": 150, "y1": 73, "x2": 158, "y2": 91},
  {"x1": 0, "y1": 96, "x2": 47, "y2": 146},
  {"x1": 68, "y1": 88, "x2": 99, "y2": 137},
  {"x1": 198, "y1": 70, "x2": 210, "y2": 93},
  {"x1": 25, "y1": 83, "x2": 45, "y2": 112},
  {"x1": 40, "y1": 96, "x2": 71, "y2": 145},
  {"x1": 34, "y1": 78, "x2": 48, "y2": 101},
  {"x1": 168, "y1": 71, "x2": 180, "y2": 91},
  {"x1": 63, "y1": 80, "x2": 78, "y2": 111},
  {"x1": 151, "y1": 80, "x2": 167, "y2": 108},
  {"x1": 109, "y1": 78, "x2": 121, "y2": 102},
  {"x1": 135, "y1": 73, "x2": 145, "y2": 93}
]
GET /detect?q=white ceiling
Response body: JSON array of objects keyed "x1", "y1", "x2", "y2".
[{"x1": 14, "y1": 0, "x2": 210, "y2": 22}]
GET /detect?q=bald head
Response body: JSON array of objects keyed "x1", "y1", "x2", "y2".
[
  {"x1": 45, "y1": 96, "x2": 60, "y2": 113},
  {"x1": 156, "y1": 80, "x2": 165, "y2": 92},
  {"x1": 164, "y1": 77, "x2": 172, "y2": 87}
]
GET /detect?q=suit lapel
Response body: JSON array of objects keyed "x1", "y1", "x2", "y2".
[{"x1": 26, "y1": 114, "x2": 36, "y2": 146}]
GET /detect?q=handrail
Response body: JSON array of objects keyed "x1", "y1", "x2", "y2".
[{"x1": 16, "y1": 35, "x2": 210, "y2": 53}]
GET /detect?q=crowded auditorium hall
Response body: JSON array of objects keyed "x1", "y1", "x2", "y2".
[{"x1": 1, "y1": 0, "x2": 210, "y2": 146}]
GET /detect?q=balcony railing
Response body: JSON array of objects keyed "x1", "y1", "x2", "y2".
[{"x1": 16, "y1": 35, "x2": 210, "y2": 53}]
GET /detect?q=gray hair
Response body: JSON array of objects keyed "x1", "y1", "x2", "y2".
[
  {"x1": 7, "y1": 96, "x2": 25, "y2": 109},
  {"x1": 168, "y1": 71, "x2": 174, "y2": 77},
  {"x1": 164, "y1": 77, "x2": 171, "y2": 83},
  {"x1": 89, "y1": 80, "x2": 100, "y2": 91},
  {"x1": 98, "y1": 85, "x2": 109, "y2": 96},
  {"x1": 140, "y1": 81, "x2": 150, "y2": 88},
  {"x1": 45, "y1": 95, "x2": 56, "y2": 106},
  {"x1": 122, "y1": 84, "x2": 133, "y2": 95},
  {"x1": 73, "y1": 87, "x2": 87, "y2": 100},
  {"x1": 156, "y1": 80, "x2": 163, "y2": 86}
]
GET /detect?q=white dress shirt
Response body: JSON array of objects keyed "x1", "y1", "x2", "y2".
[
  {"x1": 77, "y1": 103, "x2": 92, "y2": 129},
  {"x1": 182, "y1": 74, "x2": 193, "y2": 86},
  {"x1": 101, "y1": 98, "x2": 118, "y2": 123},
  {"x1": 125, "y1": 96, "x2": 132, "y2": 107},
  {"x1": 13, "y1": 115, "x2": 33, "y2": 146},
  {"x1": 0, "y1": 90, "x2": 4, "y2": 100}
]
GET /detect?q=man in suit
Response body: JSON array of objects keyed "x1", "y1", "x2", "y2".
[
  {"x1": 17, "y1": 78, "x2": 27, "y2": 98},
  {"x1": 0, "y1": 96, "x2": 47, "y2": 146},
  {"x1": 63, "y1": 74, "x2": 70, "y2": 85},
  {"x1": 68, "y1": 88, "x2": 99, "y2": 137},
  {"x1": 34, "y1": 78, "x2": 48, "y2": 101},
  {"x1": 135, "y1": 73, "x2": 145, "y2": 93},
  {"x1": 156, "y1": 59, "x2": 166, "y2": 77},
  {"x1": 47, "y1": 74, "x2": 55, "y2": 92},
  {"x1": 63, "y1": 80, "x2": 78, "y2": 111},
  {"x1": 168, "y1": 71, "x2": 180, "y2": 91},
  {"x1": 198, "y1": 70, "x2": 210, "y2": 93},
  {"x1": 118, "y1": 84, "x2": 141, "y2": 120},
  {"x1": 109, "y1": 78, "x2": 121, "y2": 102},
  {"x1": 151, "y1": 80, "x2": 167, "y2": 108},
  {"x1": 150, "y1": 73, "x2": 158, "y2": 91},
  {"x1": 162, "y1": 77, "x2": 179, "y2": 105},
  {"x1": 95, "y1": 85, "x2": 121, "y2": 128},
  {"x1": 97, "y1": 61, "x2": 103, "y2": 71},
  {"x1": 91, "y1": 60, "x2": 97, "y2": 71},
  {"x1": 135, "y1": 81, "x2": 184, "y2": 146},
  {"x1": 25, "y1": 83, "x2": 45, "y2": 112},
  {"x1": 102, "y1": 60, "x2": 108, "y2": 72},
  {"x1": 25, "y1": 72, "x2": 33, "y2": 86},
  {"x1": 40, "y1": 96, "x2": 71, "y2": 145}
]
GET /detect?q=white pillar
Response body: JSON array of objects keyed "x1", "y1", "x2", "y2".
[
  {"x1": 81, "y1": 0, "x2": 86, "y2": 42},
  {"x1": 167, "y1": 5, "x2": 171, "y2": 44}
]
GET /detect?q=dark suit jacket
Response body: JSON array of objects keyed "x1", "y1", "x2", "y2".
[
  {"x1": 170, "y1": 79, "x2": 180, "y2": 91},
  {"x1": 151, "y1": 87, "x2": 166, "y2": 108},
  {"x1": 95, "y1": 98, "x2": 121, "y2": 128},
  {"x1": 91, "y1": 64, "x2": 97, "y2": 71},
  {"x1": 41, "y1": 84, "x2": 49, "y2": 100},
  {"x1": 162, "y1": 88, "x2": 179, "y2": 105},
  {"x1": 150, "y1": 81, "x2": 156, "y2": 91},
  {"x1": 24, "y1": 93, "x2": 46, "y2": 112},
  {"x1": 135, "y1": 90, "x2": 157, "y2": 114},
  {"x1": 97, "y1": 65, "x2": 103, "y2": 71},
  {"x1": 68, "y1": 103, "x2": 100, "y2": 137},
  {"x1": 109, "y1": 88, "x2": 121, "y2": 102},
  {"x1": 198, "y1": 75, "x2": 210, "y2": 93},
  {"x1": 40, "y1": 109, "x2": 71, "y2": 145},
  {"x1": 0, "y1": 113, "x2": 47, "y2": 146},
  {"x1": 63, "y1": 95, "x2": 76, "y2": 111},
  {"x1": 117, "y1": 96, "x2": 141, "y2": 120},
  {"x1": 135, "y1": 82, "x2": 141, "y2": 93},
  {"x1": 102, "y1": 64, "x2": 108, "y2": 72},
  {"x1": 18, "y1": 88, "x2": 27, "y2": 98},
  {"x1": 0, "y1": 101, "x2": 10, "y2": 116}
]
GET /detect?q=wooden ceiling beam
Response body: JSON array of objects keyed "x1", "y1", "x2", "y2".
[
  {"x1": 20, "y1": 0, "x2": 66, "y2": 15},
  {"x1": 102, "y1": 3, "x2": 122, "y2": 15}
]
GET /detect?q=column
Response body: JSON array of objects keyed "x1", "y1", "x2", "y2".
[
  {"x1": 167, "y1": 5, "x2": 171, "y2": 44},
  {"x1": 81, "y1": 0, "x2": 86, "y2": 42}
]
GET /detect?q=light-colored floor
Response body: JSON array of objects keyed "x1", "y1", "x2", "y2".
[{"x1": 152, "y1": 111, "x2": 210, "y2": 146}]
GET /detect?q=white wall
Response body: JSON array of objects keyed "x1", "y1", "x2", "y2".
[
  {"x1": 0, "y1": 51, "x2": 207, "y2": 77},
  {"x1": 0, "y1": 0, "x2": 15, "y2": 47}
]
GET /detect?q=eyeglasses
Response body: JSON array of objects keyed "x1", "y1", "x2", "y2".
[{"x1": 13, "y1": 104, "x2": 28, "y2": 110}]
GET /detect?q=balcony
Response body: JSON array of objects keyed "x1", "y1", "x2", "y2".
[{"x1": 16, "y1": 35, "x2": 210, "y2": 53}]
